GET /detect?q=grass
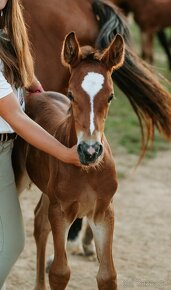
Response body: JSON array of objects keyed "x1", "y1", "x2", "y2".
[
  {"x1": 105, "y1": 89, "x2": 171, "y2": 159},
  {"x1": 104, "y1": 19, "x2": 171, "y2": 159}
]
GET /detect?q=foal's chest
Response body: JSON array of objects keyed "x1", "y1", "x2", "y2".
[{"x1": 55, "y1": 164, "x2": 117, "y2": 217}]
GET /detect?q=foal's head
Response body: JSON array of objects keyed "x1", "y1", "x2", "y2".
[{"x1": 62, "y1": 32, "x2": 125, "y2": 165}]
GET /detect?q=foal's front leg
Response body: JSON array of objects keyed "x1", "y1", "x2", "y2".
[
  {"x1": 48, "y1": 201, "x2": 78, "y2": 290},
  {"x1": 88, "y1": 202, "x2": 117, "y2": 290}
]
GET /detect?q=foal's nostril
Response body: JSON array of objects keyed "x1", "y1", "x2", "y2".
[
  {"x1": 99, "y1": 144, "x2": 103, "y2": 155},
  {"x1": 94, "y1": 143, "x2": 103, "y2": 156},
  {"x1": 77, "y1": 144, "x2": 82, "y2": 154}
]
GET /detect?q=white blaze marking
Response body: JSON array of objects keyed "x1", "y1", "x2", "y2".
[{"x1": 81, "y1": 72, "x2": 104, "y2": 135}]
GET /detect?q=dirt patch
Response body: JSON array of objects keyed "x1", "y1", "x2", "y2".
[{"x1": 7, "y1": 150, "x2": 171, "y2": 290}]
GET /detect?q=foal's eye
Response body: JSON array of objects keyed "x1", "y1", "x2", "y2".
[
  {"x1": 108, "y1": 93, "x2": 114, "y2": 103},
  {"x1": 67, "y1": 91, "x2": 74, "y2": 101}
]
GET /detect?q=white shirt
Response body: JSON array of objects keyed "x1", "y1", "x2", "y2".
[{"x1": 0, "y1": 60, "x2": 25, "y2": 133}]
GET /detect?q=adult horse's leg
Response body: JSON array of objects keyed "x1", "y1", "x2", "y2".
[
  {"x1": 68, "y1": 219, "x2": 82, "y2": 240},
  {"x1": 157, "y1": 30, "x2": 171, "y2": 70},
  {"x1": 88, "y1": 203, "x2": 117, "y2": 290},
  {"x1": 34, "y1": 194, "x2": 51, "y2": 290},
  {"x1": 141, "y1": 31, "x2": 154, "y2": 63},
  {"x1": 67, "y1": 218, "x2": 83, "y2": 254},
  {"x1": 67, "y1": 218, "x2": 95, "y2": 257},
  {"x1": 48, "y1": 201, "x2": 79, "y2": 290}
]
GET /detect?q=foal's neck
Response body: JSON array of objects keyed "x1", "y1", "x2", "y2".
[{"x1": 55, "y1": 109, "x2": 77, "y2": 148}]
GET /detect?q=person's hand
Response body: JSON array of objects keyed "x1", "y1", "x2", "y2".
[
  {"x1": 62, "y1": 145, "x2": 81, "y2": 166},
  {"x1": 26, "y1": 76, "x2": 44, "y2": 94},
  {"x1": 26, "y1": 83, "x2": 44, "y2": 94}
]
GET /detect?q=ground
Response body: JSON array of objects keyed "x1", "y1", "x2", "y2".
[{"x1": 7, "y1": 150, "x2": 171, "y2": 290}]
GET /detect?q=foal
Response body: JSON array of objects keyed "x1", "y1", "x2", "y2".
[{"x1": 13, "y1": 32, "x2": 125, "y2": 290}]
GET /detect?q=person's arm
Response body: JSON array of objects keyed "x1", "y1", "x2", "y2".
[{"x1": 0, "y1": 92, "x2": 80, "y2": 166}]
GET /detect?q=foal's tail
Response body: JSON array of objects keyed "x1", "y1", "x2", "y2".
[{"x1": 93, "y1": 0, "x2": 171, "y2": 152}]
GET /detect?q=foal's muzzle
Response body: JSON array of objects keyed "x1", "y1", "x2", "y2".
[{"x1": 77, "y1": 141, "x2": 103, "y2": 165}]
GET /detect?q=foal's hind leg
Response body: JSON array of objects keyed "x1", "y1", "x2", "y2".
[
  {"x1": 88, "y1": 202, "x2": 117, "y2": 290},
  {"x1": 34, "y1": 194, "x2": 51, "y2": 290},
  {"x1": 82, "y1": 218, "x2": 95, "y2": 257}
]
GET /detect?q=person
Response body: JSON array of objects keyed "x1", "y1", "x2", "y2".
[{"x1": 0, "y1": 0, "x2": 80, "y2": 288}]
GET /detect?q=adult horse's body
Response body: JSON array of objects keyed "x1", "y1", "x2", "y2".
[
  {"x1": 114, "y1": 0, "x2": 171, "y2": 32},
  {"x1": 22, "y1": 0, "x2": 99, "y2": 92},
  {"x1": 114, "y1": 0, "x2": 171, "y2": 66}
]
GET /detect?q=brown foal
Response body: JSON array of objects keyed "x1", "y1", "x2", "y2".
[{"x1": 13, "y1": 32, "x2": 125, "y2": 290}]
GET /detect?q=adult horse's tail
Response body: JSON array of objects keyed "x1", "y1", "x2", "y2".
[{"x1": 93, "y1": 0, "x2": 171, "y2": 152}]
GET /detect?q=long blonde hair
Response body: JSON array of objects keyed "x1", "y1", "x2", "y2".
[{"x1": 0, "y1": 0, "x2": 34, "y2": 88}]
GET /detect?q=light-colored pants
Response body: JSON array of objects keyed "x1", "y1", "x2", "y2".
[{"x1": 0, "y1": 140, "x2": 25, "y2": 288}]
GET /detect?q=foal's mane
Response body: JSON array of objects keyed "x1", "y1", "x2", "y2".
[
  {"x1": 80, "y1": 45, "x2": 102, "y2": 62},
  {"x1": 26, "y1": 93, "x2": 73, "y2": 148}
]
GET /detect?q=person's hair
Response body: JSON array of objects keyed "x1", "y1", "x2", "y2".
[{"x1": 0, "y1": 0, "x2": 34, "y2": 88}]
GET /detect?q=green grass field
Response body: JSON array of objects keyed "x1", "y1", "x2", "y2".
[{"x1": 105, "y1": 20, "x2": 171, "y2": 159}]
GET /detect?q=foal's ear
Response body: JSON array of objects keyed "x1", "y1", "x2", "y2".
[
  {"x1": 61, "y1": 32, "x2": 81, "y2": 68},
  {"x1": 101, "y1": 34, "x2": 125, "y2": 70}
]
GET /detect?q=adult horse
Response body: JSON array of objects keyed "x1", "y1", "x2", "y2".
[
  {"x1": 114, "y1": 0, "x2": 171, "y2": 67},
  {"x1": 21, "y1": 0, "x2": 171, "y2": 247},
  {"x1": 21, "y1": 0, "x2": 171, "y2": 143}
]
